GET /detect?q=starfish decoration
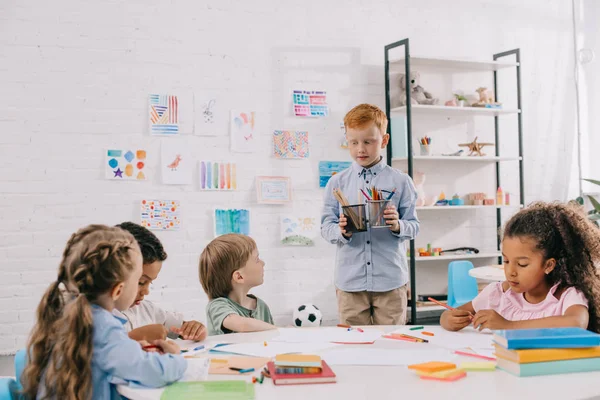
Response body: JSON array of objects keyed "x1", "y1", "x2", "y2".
[
  {"x1": 113, "y1": 168, "x2": 123, "y2": 178},
  {"x1": 458, "y1": 137, "x2": 495, "y2": 157}
]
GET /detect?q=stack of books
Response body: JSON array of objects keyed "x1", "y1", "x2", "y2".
[
  {"x1": 494, "y1": 327, "x2": 600, "y2": 377},
  {"x1": 266, "y1": 354, "x2": 336, "y2": 385}
]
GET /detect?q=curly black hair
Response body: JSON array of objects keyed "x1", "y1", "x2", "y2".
[
  {"x1": 115, "y1": 222, "x2": 168, "y2": 264},
  {"x1": 503, "y1": 202, "x2": 600, "y2": 332}
]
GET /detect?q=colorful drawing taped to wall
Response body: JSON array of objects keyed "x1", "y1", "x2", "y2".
[
  {"x1": 214, "y1": 208, "x2": 250, "y2": 237},
  {"x1": 230, "y1": 110, "x2": 256, "y2": 152},
  {"x1": 280, "y1": 216, "x2": 318, "y2": 246},
  {"x1": 256, "y1": 176, "x2": 292, "y2": 204},
  {"x1": 160, "y1": 140, "x2": 192, "y2": 185},
  {"x1": 318, "y1": 161, "x2": 352, "y2": 188},
  {"x1": 292, "y1": 90, "x2": 328, "y2": 117},
  {"x1": 199, "y1": 161, "x2": 237, "y2": 190},
  {"x1": 273, "y1": 130, "x2": 309, "y2": 159},
  {"x1": 105, "y1": 149, "x2": 147, "y2": 181},
  {"x1": 149, "y1": 94, "x2": 179, "y2": 135},
  {"x1": 140, "y1": 200, "x2": 181, "y2": 231}
]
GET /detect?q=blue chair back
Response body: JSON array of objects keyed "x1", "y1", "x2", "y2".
[
  {"x1": 14, "y1": 350, "x2": 26, "y2": 392},
  {"x1": 447, "y1": 260, "x2": 479, "y2": 308},
  {"x1": 0, "y1": 377, "x2": 17, "y2": 400}
]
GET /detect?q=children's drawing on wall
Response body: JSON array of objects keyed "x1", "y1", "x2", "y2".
[
  {"x1": 149, "y1": 94, "x2": 179, "y2": 135},
  {"x1": 194, "y1": 94, "x2": 224, "y2": 136},
  {"x1": 339, "y1": 122, "x2": 348, "y2": 149},
  {"x1": 105, "y1": 149, "x2": 147, "y2": 181},
  {"x1": 140, "y1": 200, "x2": 181, "y2": 231},
  {"x1": 202, "y1": 99, "x2": 216, "y2": 123},
  {"x1": 214, "y1": 208, "x2": 250, "y2": 237},
  {"x1": 230, "y1": 110, "x2": 256, "y2": 152},
  {"x1": 273, "y1": 130, "x2": 309, "y2": 159},
  {"x1": 280, "y1": 216, "x2": 318, "y2": 246},
  {"x1": 199, "y1": 161, "x2": 237, "y2": 190},
  {"x1": 160, "y1": 140, "x2": 192, "y2": 185},
  {"x1": 256, "y1": 176, "x2": 292, "y2": 204},
  {"x1": 318, "y1": 161, "x2": 352, "y2": 188},
  {"x1": 292, "y1": 90, "x2": 328, "y2": 117}
]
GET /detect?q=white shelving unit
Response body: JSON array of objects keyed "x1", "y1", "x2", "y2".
[
  {"x1": 384, "y1": 39, "x2": 524, "y2": 324},
  {"x1": 389, "y1": 56, "x2": 519, "y2": 72},
  {"x1": 416, "y1": 205, "x2": 522, "y2": 211},
  {"x1": 415, "y1": 252, "x2": 502, "y2": 262},
  {"x1": 393, "y1": 156, "x2": 522, "y2": 162},
  {"x1": 391, "y1": 104, "x2": 520, "y2": 117}
]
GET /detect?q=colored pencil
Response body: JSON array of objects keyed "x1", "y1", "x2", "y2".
[
  {"x1": 427, "y1": 297, "x2": 455, "y2": 310},
  {"x1": 454, "y1": 350, "x2": 496, "y2": 361}
]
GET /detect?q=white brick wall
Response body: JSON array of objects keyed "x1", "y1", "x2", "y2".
[{"x1": 0, "y1": 0, "x2": 576, "y2": 354}]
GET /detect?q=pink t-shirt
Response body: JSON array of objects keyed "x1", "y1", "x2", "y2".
[{"x1": 472, "y1": 282, "x2": 588, "y2": 321}]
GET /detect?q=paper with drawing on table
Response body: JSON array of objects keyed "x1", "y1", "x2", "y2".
[
  {"x1": 391, "y1": 326, "x2": 494, "y2": 350},
  {"x1": 273, "y1": 327, "x2": 383, "y2": 344},
  {"x1": 210, "y1": 341, "x2": 339, "y2": 358},
  {"x1": 322, "y1": 348, "x2": 455, "y2": 366},
  {"x1": 180, "y1": 358, "x2": 210, "y2": 382}
]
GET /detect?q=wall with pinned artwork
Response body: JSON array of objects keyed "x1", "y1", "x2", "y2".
[{"x1": 0, "y1": 0, "x2": 576, "y2": 353}]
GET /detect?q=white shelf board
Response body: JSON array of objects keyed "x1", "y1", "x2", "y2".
[
  {"x1": 390, "y1": 56, "x2": 519, "y2": 72},
  {"x1": 408, "y1": 305, "x2": 448, "y2": 313},
  {"x1": 391, "y1": 105, "x2": 520, "y2": 117},
  {"x1": 416, "y1": 205, "x2": 522, "y2": 211},
  {"x1": 415, "y1": 252, "x2": 501, "y2": 262},
  {"x1": 392, "y1": 156, "x2": 522, "y2": 162}
]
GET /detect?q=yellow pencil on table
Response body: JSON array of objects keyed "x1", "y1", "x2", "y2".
[{"x1": 394, "y1": 333, "x2": 429, "y2": 343}]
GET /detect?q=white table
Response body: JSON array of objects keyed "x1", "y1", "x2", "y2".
[
  {"x1": 118, "y1": 326, "x2": 600, "y2": 400},
  {"x1": 469, "y1": 265, "x2": 505, "y2": 282}
]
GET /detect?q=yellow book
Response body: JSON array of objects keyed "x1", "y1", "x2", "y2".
[
  {"x1": 494, "y1": 344, "x2": 600, "y2": 364},
  {"x1": 274, "y1": 354, "x2": 322, "y2": 367}
]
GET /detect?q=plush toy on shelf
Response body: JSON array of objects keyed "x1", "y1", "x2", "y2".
[{"x1": 399, "y1": 71, "x2": 439, "y2": 106}]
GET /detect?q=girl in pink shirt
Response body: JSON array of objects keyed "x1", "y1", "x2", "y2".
[{"x1": 441, "y1": 202, "x2": 600, "y2": 333}]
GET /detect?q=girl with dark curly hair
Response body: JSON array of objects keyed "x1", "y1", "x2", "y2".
[{"x1": 441, "y1": 201, "x2": 600, "y2": 333}]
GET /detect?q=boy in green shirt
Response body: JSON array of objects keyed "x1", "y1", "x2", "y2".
[{"x1": 199, "y1": 234, "x2": 276, "y2": 335}]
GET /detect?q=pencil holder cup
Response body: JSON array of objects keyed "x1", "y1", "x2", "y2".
[
  {"x1": 419, "y1": 144, "x2": 431, "y2": 156},
  {"x1": 368, "y1": 200, "x2": 392, "y2": 228},
  {"x1": 341, "y1": 204, "x2": 367, "y2": 233}
]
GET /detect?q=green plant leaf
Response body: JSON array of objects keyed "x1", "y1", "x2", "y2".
[
  {"x1": 583, "y1": 179, "x2": 600, "y2": 187},
  {"x1": 589, "y1": 213, "x2": 600, "y2": 221},
  {"x1": 576, "y1": 197, "x2": 585, "y2": 205},
  {"x1": 586, "y1": 195, "x2": 600, "y2": 213}
]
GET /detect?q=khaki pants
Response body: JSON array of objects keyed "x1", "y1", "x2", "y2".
[{"x1": 336, "y1": 285, "x2": 408, "y2": 325}]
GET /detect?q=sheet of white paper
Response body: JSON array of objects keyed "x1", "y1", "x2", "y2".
[
  {"x1": 273, "y1": 327, "x2": 383, "y2": 344},
  {"x1": 180, "y1": 358, "x2": 210, "y2": 382},
  {"x1": 472, "y1": 347, "x2": 497, "y2": 359},
  {"x1": 211, "y1": 341, "x2": 339, "y2": 358},
  {"x1": 391, "y1": 326, "x2": 494, "y2": 350},
  {"x1": 322, "y1": 348, "x2": 455, "y2": 366}
]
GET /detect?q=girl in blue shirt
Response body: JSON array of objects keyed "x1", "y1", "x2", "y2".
[{"x1": 21, "y1": 225, "x2": 187, "y2": 399}]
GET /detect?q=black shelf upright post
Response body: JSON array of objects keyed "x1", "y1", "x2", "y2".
[
  {"x1": 493, "y1": 49, "x2": 523, "y2": 264},
  {"x1": 385, "y1": 38, "x2": 417, "y2": 325}
]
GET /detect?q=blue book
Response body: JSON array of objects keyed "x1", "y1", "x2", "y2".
[
  {"x1": 497, "y1": 356, "x2": 600, "y2": 377},
  {"x1": 494, "y1": 327, "x2": 600, "y2": 350}
]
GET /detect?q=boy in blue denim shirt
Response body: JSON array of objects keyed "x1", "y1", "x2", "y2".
[{"x1": 321, "y1": 104, "x2": 419, "y2": 325}]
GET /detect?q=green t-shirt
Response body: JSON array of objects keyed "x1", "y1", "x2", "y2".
[{"x1": 207, "y1": 294, "x2": 274, "y2": 335}]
